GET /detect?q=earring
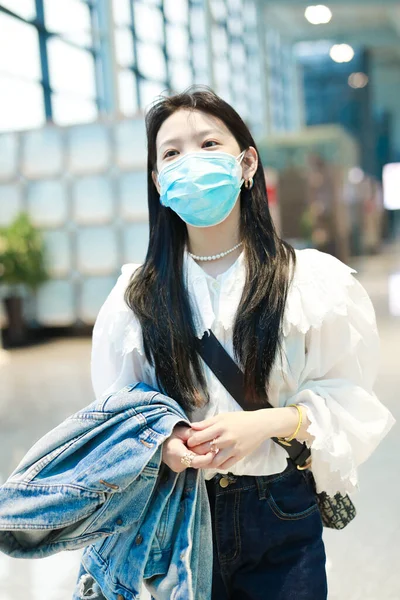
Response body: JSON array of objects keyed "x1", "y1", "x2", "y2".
[{"x1": 244, "y1": 177, "x2": 254, "y2": 190}]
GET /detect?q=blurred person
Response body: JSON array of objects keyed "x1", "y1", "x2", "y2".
[{"x1": 92, "y1": 87, "x2": 395, "y2": 599}]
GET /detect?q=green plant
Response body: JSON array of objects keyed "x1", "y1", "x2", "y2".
[{"x1": 0, "y1": 212, "x2": 50, "y2": 295}]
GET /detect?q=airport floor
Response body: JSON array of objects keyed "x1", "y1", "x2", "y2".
[{"x1": 0, "y1": 242, "x2": 399, "y2": 600}]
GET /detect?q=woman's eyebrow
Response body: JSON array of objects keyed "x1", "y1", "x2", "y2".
[
  {"x1": 159, "y1": 137, "x2": 181, "y2": 152},
  {"x1": 159, "y1": 129, "x2": 222, "y2": 152}
]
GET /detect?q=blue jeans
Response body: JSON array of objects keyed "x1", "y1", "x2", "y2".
[{"x1": 205, "y1": 457, "x2": 328, "y2": 600}]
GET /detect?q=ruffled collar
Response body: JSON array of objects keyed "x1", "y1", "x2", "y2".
[
  {"x1": 182, "y1": 247, "x2": 357, "y2": 339},
  {"x1": 183, "y1": 248, "x2": 246, "y2": 337},
  {"x1": 116, "y1": 248, "x2": 358, "y2": 358},
  {"x1": 184, "y1": 247, "x2": 246, "y2": 281}
]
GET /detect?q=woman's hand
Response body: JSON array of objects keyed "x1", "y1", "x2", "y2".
[
  {"x1": 162, "y1": 423, "x2": 215, "y2": 473},
  {"x1": 186, "y1": 411, "x2": 271, "y2": 471}
]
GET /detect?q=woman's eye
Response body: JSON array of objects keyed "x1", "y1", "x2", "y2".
[
  {"x1": 164, "y1": 150, "x2": 179, "y2": 159},
  {"x1": 203, "y1": 140, "x2": 218, "y2": 148}
]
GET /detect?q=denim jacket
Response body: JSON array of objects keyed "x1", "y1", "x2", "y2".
[{"x1": 0, "y1": 382, "x2": 212, "y2": 600}]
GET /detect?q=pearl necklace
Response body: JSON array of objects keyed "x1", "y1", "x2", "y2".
[{"x1": 188, "y1": 241, "x2": 243, "y2": 262}]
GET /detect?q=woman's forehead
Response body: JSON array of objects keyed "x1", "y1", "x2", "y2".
[{"x1": 156, "y1": 109, "x2": 232, "y2": 150}]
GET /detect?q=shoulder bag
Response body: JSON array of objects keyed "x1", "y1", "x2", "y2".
[{"x1": 194, "y1": 330, "x2": 356, "y2": 530}]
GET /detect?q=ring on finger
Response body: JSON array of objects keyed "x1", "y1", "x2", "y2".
[
  {"x1": 210, "y1": 438, "x2": 220, "y2": 455},
  {"x1": 180, "y1": 451, "x2": 196, "y2": 468}
]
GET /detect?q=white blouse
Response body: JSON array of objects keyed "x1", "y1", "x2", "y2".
[{"x1": 90, "y1": 248, "x2": 396, "y2": 496}]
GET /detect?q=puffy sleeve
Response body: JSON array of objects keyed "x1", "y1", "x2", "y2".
[
  {"x1": 90, "y1": 263, "x2": 151, "y2": 401},
  {"x1": 284, "y1": 249, "x2": 396, "y2": 497}
]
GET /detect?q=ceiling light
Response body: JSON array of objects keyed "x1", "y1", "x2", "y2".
[
  {"x1": 348, "y1": 167, "x2": 364, "y2": 184},
  {"x1": 329, "y1": 44, "x2": 354, "y2": 63},
  {"x1": 304, "y1": 5, "x2": 332, "y2": 25},
  {"x1": 348, "y1": 72, "x2": 369, "y2": 88}
]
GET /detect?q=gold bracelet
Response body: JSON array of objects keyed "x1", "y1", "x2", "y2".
[{"x1": 277, "y1": 404, "x2": 303, "y2": 445}]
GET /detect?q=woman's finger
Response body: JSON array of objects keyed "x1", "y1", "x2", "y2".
[
  {"x1": 209, "y1": 447, "x2": 233, "y2": 469},
  {"x1": 188, "y1": 438, "x2": 228, "y2": 456},
  {"x1": 190, "y1": 416, "x2": 217, "y2": 430},
  {"x1": 186, "y1": 425, "x2": 220, "y2": 448},
  {"x1": 186, "y1": 442, "x2": 210, "y2": 456},
  {"x1": 175, "y1": 425, "x2": 192, "y2": 442},
  {"x1": 190, "y1": 451, "x2": 216, "y2": 469}
]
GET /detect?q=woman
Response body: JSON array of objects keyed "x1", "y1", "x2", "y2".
[{"x1": 91, "y1": 87, "x2": 395, "y2": 599}]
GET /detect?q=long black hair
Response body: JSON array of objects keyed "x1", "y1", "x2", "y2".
[{"x1": 124, "y1": 86, "x2": 296, "y2": 414}]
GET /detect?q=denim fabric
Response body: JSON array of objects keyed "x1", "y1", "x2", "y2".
[
  {"x1": 0, "y1": 382, "x2": 212, "y2": 600},
  {"x1": 205, "y1": 457, "x2": 328, "y2": 600},
  {"x1": 0, "y1": 378, "x2": 326, "y2": 600}
]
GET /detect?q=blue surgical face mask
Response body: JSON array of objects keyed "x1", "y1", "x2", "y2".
[{"x1": 157, "y1": 150, "x2": 246, "y2": 228}]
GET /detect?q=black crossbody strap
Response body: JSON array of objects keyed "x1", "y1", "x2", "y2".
[{"x1": 195, "y1": 330, "x2": 311, "y2": 468}]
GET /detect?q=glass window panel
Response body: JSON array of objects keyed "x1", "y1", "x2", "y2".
[
  {"x1": 166, "y1": 25, "x2": 189, "y2": 60},
  {"x1": 230, "y1": 43, "x2": 246, "y2": 66},
  {"x1": 245, "y1": 36, "x2": 259, "y2": 52},
  {"x1": 27, "y1": 180, "x2": 68, "y2": 227},
  {"x1": 211, "y1": 0, "x2": 227, "y2": 21},
  {"x1": 44, "y1": 0, "x2": 92, "y2": 46},
  {"x1": 76, "y1": 228, "x2": 118, "y2": 274},
  {"x1": 73, "y1": 176, "x2": 114, "y2": 224},
  {"x1": 243, "y1": 0, "x2": 257, "y2": 26},
  {"x1": 248, "y1": 61, "x2": 261, "y2": 79},
  {"x1": 118, "y1": 70, "x2": 139, "y2": 116},
  {"x1": 120, "y1": 173, "x2": 148, "y2": 219},
  {"x1": 192, "y1": 43, "x2": 208, "y2": 71},
  {"x1": 269, "y1": 29, "x2": 281, "y2": 51},
  {"x1": 67, "y1": 123, "x2": 110, "y2": 173},
  {"x1": 214, "y1": 59, "x2": 230, "y2": 84},
  {"x1": 112, "y1": 0, "x2": 132, "y2": 26},
  {"x1": 115, "y1": 120, "x2": 147, "y2": 169},
  {"x1": 228, "y1": 16, "x2": 243, "y2": 37},
  {"x1": 212, "y1": 26, "x2": 228, "y2": 56},
  {"x1": 137, "y1": 42, "x2": 166, "y2": 81},
  {"x1": 170, "y1": 62, "x2": 192, "y2": 92},
  {"x1": 0, "y1": 134, "x2": 18, "y2": 180},
  {"x1": 250, "y1": 86, "x2": 262, "y2": 105},
  {"x1": 0, "y1": 0, "x2": 35, "y2": 19},
  {"x1": 227, "y1": 0, "x2": 242, "y2": 11},
  {"x1": 52, "y1": 94, "x2": 98, "y2": 126},
  {"x1": 216, "y1": 84, "x2": 232, "y2": 104},
  {"x1": 0, "y1": 185, "x2": 21, "y2": 226},
  {"x1": 193, "y1": 70, "x2": 211, "y2": 86},
  {"x1": 233, "y1": 98, "x2": 249, "y2": 120},
  {"x1": 115, "y1": 28, "x2": 135, "y2": 67},
  {"x1": 232, "y1": 74, "x2": 246, "y2": 95},
  {"x1": 123, "y1": 223, "x2": 149, "y2": 264},
  {"x1": 0, "y1": 14, "x2": 41, "y2": 79},
  {"x1": 22, "y1": 128, "x2": 63, "y2": 178},
  {"x1": 164, "y1": 0, "x2": 188, "y2": 24},
  {"x1": 139, "y1": 79, "x2": 167, "y2": 111},
  {"x1": 190, "y1": 6, "x2": 206, "y2": 39},
  {"x1": 37, "y1": 280, "x2": 75, "y2": 326},
  {"x1": 48, "y1": 38, "x2": 96, "y2": 97},
  {"x1": 134, "y1": 3, "x2": 163, "y2": 43},
  {"x1": 0, "y1": 75, "x2": 44, "y2": 132}
]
